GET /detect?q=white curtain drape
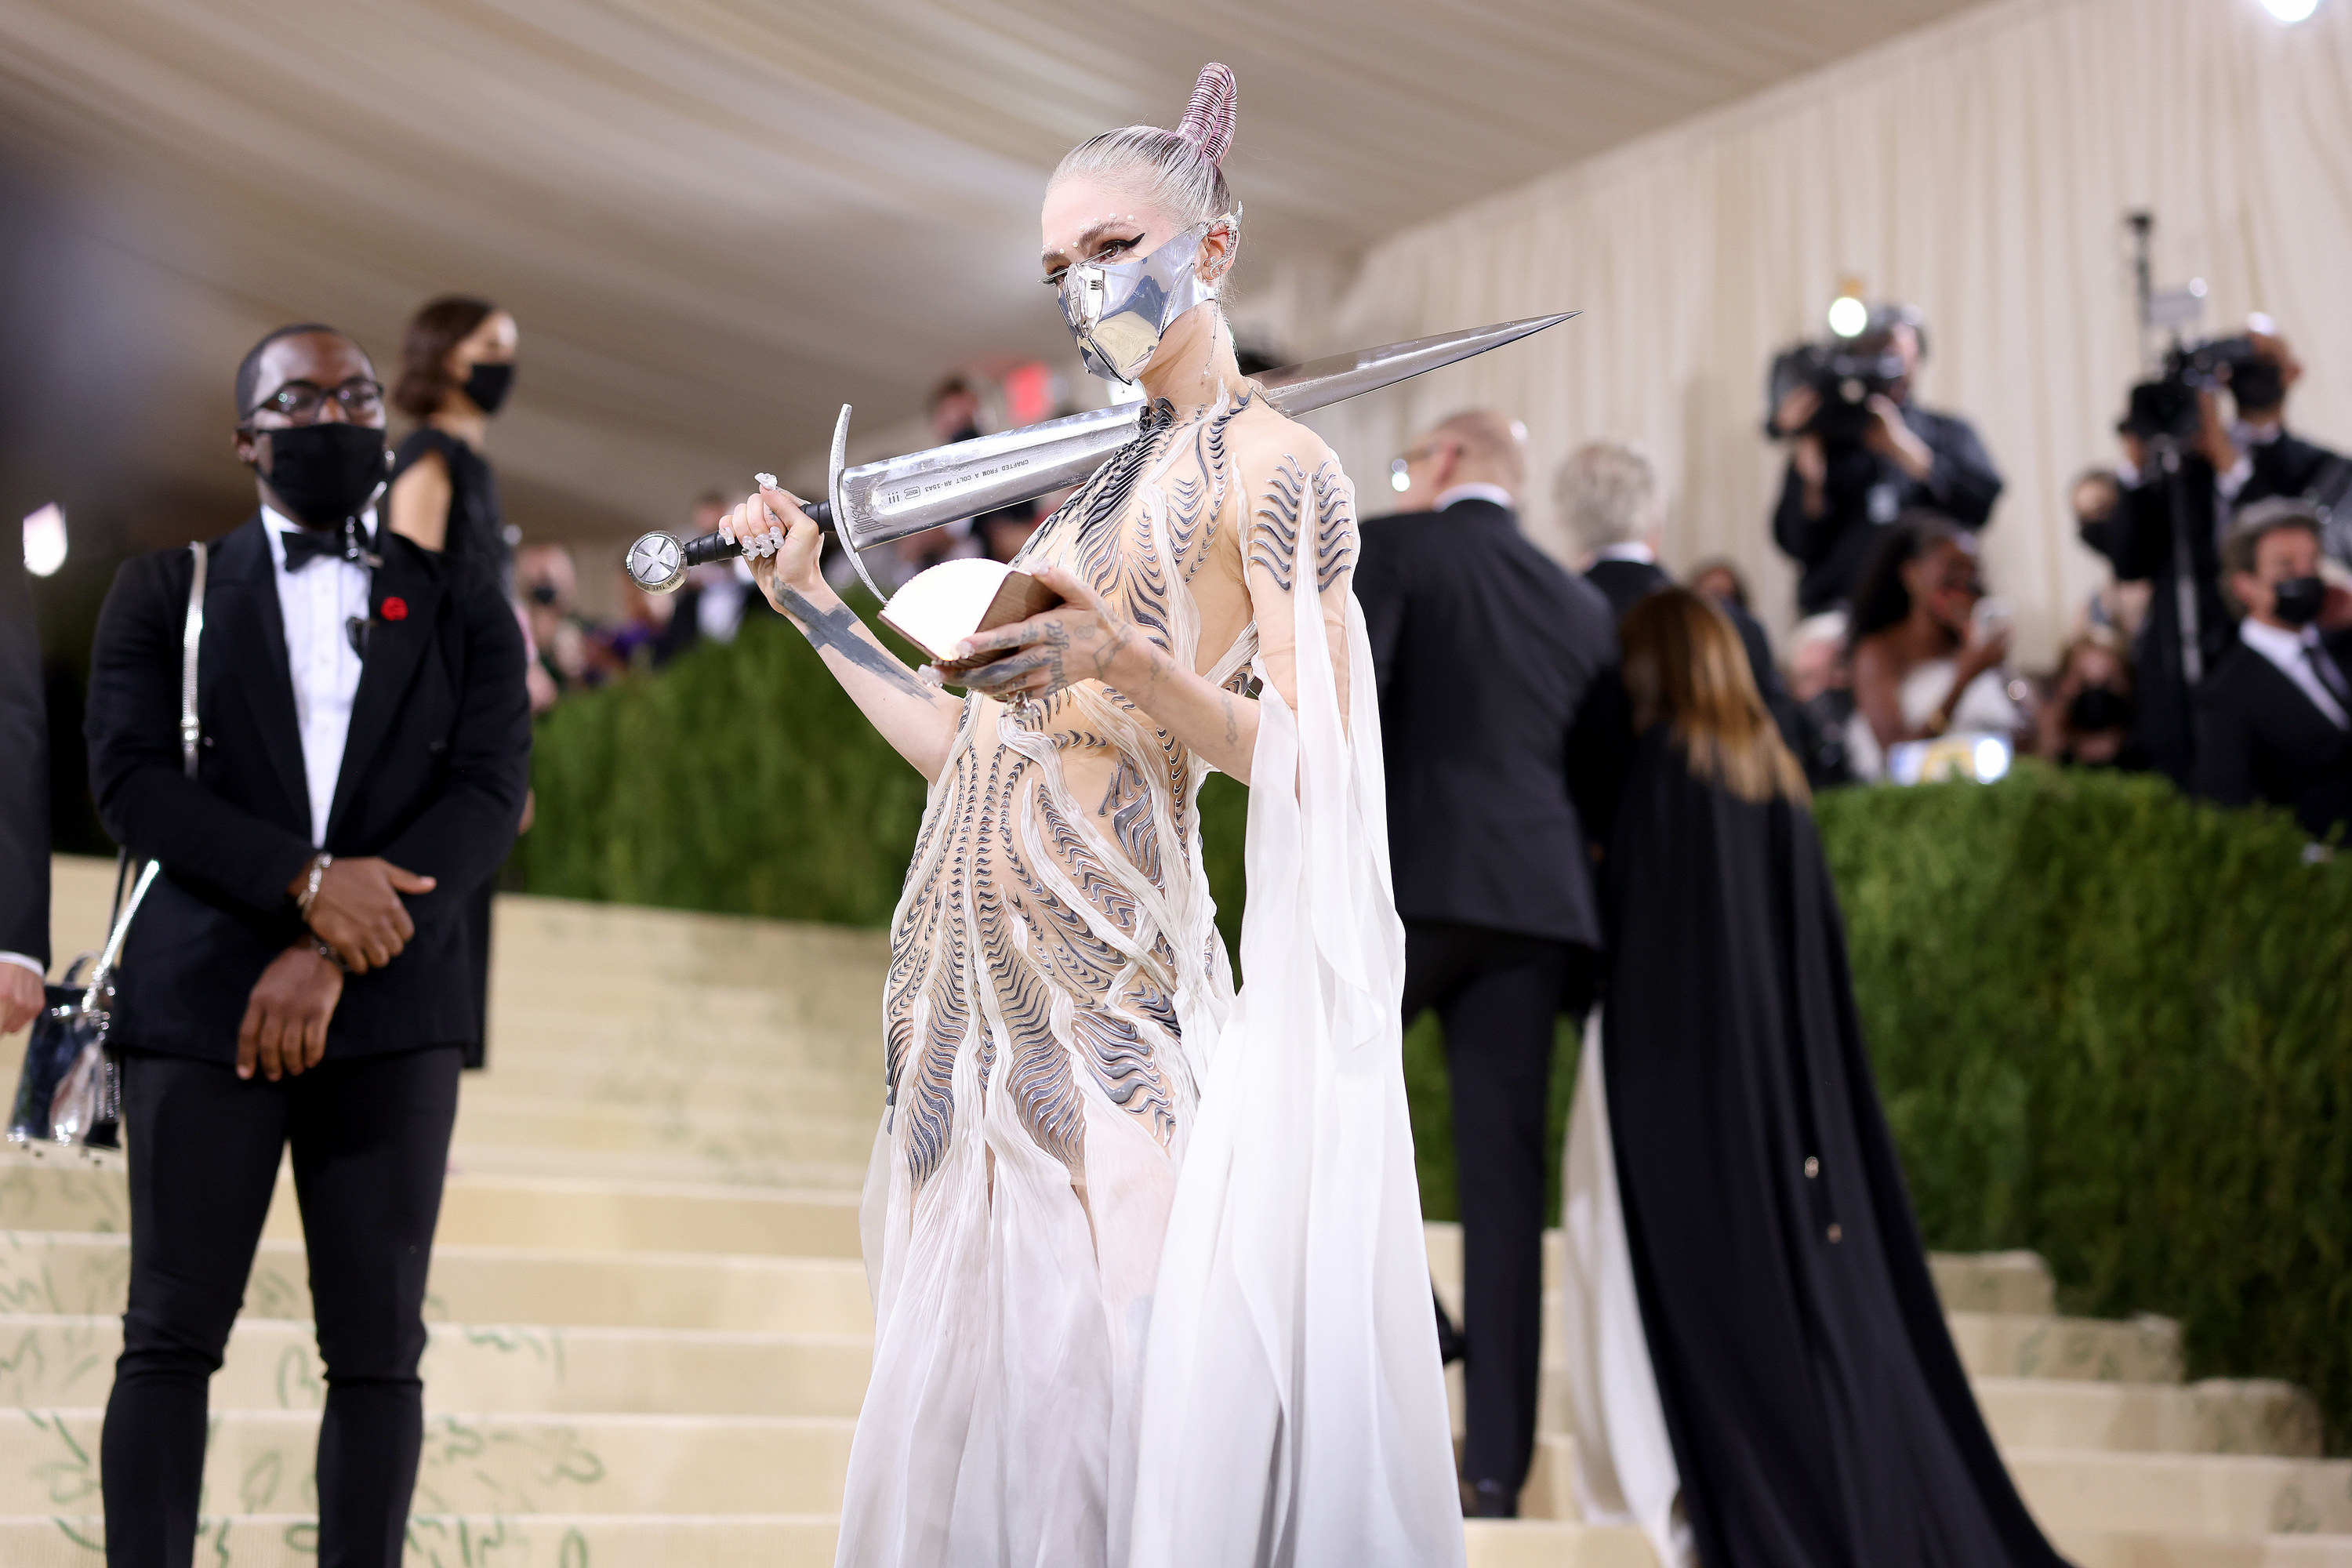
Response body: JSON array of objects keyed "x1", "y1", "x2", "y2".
[{"x1": 1302, "y1": 0, "x2": 2352, "y2": 660}]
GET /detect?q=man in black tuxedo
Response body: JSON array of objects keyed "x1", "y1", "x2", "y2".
[
  {"x1": 1356, "y1": 408, "x2": 1624, "y2": 1519},
  {"x1": 2193, "y1": 499, "x2": 2352, "y2": 840},
  {"x1": 1563, "y1": 438, "x2": 1804, "y2": 754},
  {"x1": 0, "y1": 534, "x2": 47, "y2": 1034},
  {"x1": 1769, "y1": 304, "x2": 2003, "y2": 615},
  {"x1": 85, "y1": 324, "x2": 530, "y2": 1566},
  {"x1": 2086, "y1": 328, "x2": 2349, "y2": 783}
]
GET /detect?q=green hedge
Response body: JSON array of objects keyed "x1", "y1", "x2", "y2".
[{"x1": 518, "y1": 628, "x2": 2352, "y2": 1449}]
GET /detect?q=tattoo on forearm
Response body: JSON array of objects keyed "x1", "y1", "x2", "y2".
[
  {"x1": 775, "y1": 585, "x2": 935, "y2": 700},
  {"x1": 1221, "y1": 693, "x2": 1239, "y2": 746}
]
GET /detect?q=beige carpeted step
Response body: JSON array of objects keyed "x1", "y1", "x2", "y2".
[
  {"x1": 2009, "y1": 1450, "x2": 2352, "y2": 1536},
  {"x1": 0, "y1": 1233, "x2": 873, "y2": 1333},
  {"x1": 0, "y1": 1164, "x2": 863, "y2": 1257},
  {"x1": 0, "y1": 1514, "x2": 1668, "y2": 1568},
  {"x1": 1461, "y1": 1518, "x2": 1660, "y2": 1566},
  {"x1": 452, "y1": 1096, "x2": 877, "y2": 1163},
  {"x1": 1976, "y1": 1379, "x2": 2321, "y2": 1457},
  {"x1": 456, "y1": 1054, "x2": 883, "y2": 1119},
  {"x1": 445, "y1": 1141, "x2": 870, "y2": 1191},
  {"x1": 0, "y1": 1514, "x2": 841, "y2": 1568},
  {"x1": 1950, "y1": 1310, "x2": 2185, "y2": 1384},
  {"x1": 0, "y1": 1514, "x2": 842, "y2": 1567},
  {"x1": 2051, "y1": 1531, "x2": 2352, "y2": 1567},
  {"x1": 0, "y1": 1408, "x2": 855, "y2": 1515},
  {"x1": 0, "y1": 1315, "x2": 871, "y2": 1417}
]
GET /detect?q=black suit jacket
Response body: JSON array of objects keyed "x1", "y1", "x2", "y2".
[
  {"x1": 1357, "y1": 499, "x2": 1624, "y2": 948},
  {"x1": 1772, "y1": 404, "x2": 2002, "y2": 615},
  {"x1": 1582, "y1": 555, "x2": 1806, "y2": 757},
  {"x1": 2191, "y1": 630, "x2": 2352, "y2": 841},
  {"x1": 85, "y1": 514, "x2": 531, "y2": 1062},
  {"x1": 0, "y1": 543, "x2": 47, "y2": 967}
]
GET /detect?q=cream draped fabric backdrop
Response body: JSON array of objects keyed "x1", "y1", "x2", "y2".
[{"x1": 1298, "y1": 0, "x2": 2352, "y2": 660}]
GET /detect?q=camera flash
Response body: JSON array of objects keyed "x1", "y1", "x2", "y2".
[
  {"x1": 2259, "y1": 0, "x2": 2318, "y2": 22},
  {"x1": 1826, "y1": 296, "x2": 1870, "y2": 338}
]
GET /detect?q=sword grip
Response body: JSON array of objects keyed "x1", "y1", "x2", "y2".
[{"x1": 681, "y1": 499, "x2": 835, "y2": 566}]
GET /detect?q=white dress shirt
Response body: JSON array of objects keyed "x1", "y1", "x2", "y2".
[
  {"x1": 1433, "y1": 482, "x2": 1517, "y2": 514},
  {"x1": 1592, "y1": 541, "x2": 1658, "y2": 564},
  {"x1": 263, "y1": 506, "x2": 372, "y2": 844},
  {"x1": 2238, "y1": 616, "x2": 2350, "y2": 730}
]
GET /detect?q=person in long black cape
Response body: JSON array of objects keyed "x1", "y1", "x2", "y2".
[{"x1": 1602, "y1": 588, "x2": 2069, "y2": 1568}]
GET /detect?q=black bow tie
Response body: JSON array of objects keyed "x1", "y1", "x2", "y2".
[{"x1": 281, "y1": 521, "x2": 380, "y2": 573}]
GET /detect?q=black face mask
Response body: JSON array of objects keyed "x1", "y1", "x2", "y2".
[
  {"x1": 2067, "y1": 684, "x2": 2132, "y2": 733},
  {"x1": 256, "y1": 422, "x2": 387, "y2": 528},
  {"x1": 2272, "y1": 575, "x2": 2326, "y2": 627},
  {"x1": 464, "y1": 361, "x2": 515, "y2": 415},
  {"x1": 527, "y1": 582, "x2": 559, "y2": 607}
]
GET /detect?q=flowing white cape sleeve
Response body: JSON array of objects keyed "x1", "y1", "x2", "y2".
[{"x1": 1127, "y1": 459, "x2": 1466, "y2": 1568}]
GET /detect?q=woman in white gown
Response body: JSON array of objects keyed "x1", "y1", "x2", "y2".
[
  {"x1": 719, "y1": 63, "x2": 1463, "y2": 1568},
  {"x1": 1842, "y1": 514, "x2": 2021, "y2": 781}
]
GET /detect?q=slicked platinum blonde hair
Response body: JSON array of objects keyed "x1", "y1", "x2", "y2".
[
  {"x1": 1557, "y1": 440, "x2": 1664, "y2": 554},
  {"x1": 1051, "y1": 63, "x2": 1240, "y2": 232}
]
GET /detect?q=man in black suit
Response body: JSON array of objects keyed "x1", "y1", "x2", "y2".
[
  {"x1": 0, "y1": 533, "x2": 47, "y2": 1033},
  {"x1": 1769, "y1": 304, "x2": 2003, "y2": 616},
  {"x1": 2193, "y1": 499, "x2": 2352, "y2": 840},
  {"x1": 1562, "y1": 438, "x2": 1804, "y2": 753},
  {"x1": 2086, "y1": 327, "x2": 2349, "y2": 783},
  {"x1": 85, "y1": 324, "x2": 531, "y2": 1566},
  {"x1": 1356, "y1": 408, "x2": 1624, "y2": 1519}
]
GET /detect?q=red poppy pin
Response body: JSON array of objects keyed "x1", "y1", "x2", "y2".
[{"x1": 380, "y1": 596, "x2": 408, "y2": 622}]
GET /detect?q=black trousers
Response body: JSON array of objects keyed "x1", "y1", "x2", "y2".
[
  {"x1": 103, "y1": 1046, "x2": 463, "y2": 1568},
  {"x1": 1403, "y1": 920, "x2": 1595, "y2": 1504}
]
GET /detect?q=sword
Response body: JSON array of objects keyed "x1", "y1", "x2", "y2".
[{"x1": 625, "y1": 313, "x2": 1577, "y2": 600}]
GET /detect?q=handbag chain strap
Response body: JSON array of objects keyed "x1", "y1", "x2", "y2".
[{"x1": 81, "y1": 541, "x2": 207, "y2": 1015}]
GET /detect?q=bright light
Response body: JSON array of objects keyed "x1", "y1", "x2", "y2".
[
  {"x1": 22, "y1": 503, "x2": 65, "y2": 578},
  {"x1": 1973, "y1": 735, "x2": 2012, "y2": 783},
  {"x1": 1389, "y1": 462, "x2": 1412, "y2": 494},
  {"x1": 2261, "y1": 0, "x2": 2319, "y2": 22},
  {"x1": 1826, "y1": 295, "x2": 1870, "y2": 338}
]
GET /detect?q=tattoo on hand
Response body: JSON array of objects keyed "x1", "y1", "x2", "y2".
[{"x1": 775, "y1": 585, "x2": 935, "y2": 701}]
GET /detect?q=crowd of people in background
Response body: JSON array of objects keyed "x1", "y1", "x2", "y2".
[
  {"x1": 479, "y1": 295, "x2": 2347, "y2": 853},
  {"x1": 1750, "y1": 307, "x2": 2349, "y2": 842}
]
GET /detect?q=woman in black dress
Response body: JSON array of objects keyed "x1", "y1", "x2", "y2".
[
  {"x1": 387, "y1": 296, "x2": 523, "y2": 1069},
  {"x1": 1605, "y1": 588, "x2": 2067, "y2": 1568}
]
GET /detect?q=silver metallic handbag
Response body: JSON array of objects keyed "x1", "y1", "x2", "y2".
[{"x1": 8, "y1": 540, "x2": 206, "y2": 1156}]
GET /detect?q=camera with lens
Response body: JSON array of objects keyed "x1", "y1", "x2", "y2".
[
  {"x1": 1765, "y1": 338, "x2": 1908, "y2": 445},
  {"x1": 2120, "y1": 336, "x2": 2281, "y2": 444}
]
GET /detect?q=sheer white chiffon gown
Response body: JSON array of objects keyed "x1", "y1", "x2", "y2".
[{"x1": 833, "y1": 390, "x2": 1465, "y2": 1568}]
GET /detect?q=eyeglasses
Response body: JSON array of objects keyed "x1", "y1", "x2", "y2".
[{"x1": 245, "y1": 377, "x2": 385, "y2": 423}]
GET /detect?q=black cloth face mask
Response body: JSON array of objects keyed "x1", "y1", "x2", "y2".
[
  {"x1": 464, "y1": 361, "x2": 515, "y2": 415},
  {"x1": 2067, "y1": 684, "x2": 2132, "y2": 733},
  {"x1": 2271, "y1": 575, "x2": 2326, "y2": 627},
  {"x1": 256, "y1": 422, "x2": 388, "y2": 528}
]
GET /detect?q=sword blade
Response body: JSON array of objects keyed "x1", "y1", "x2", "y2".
[{"x1": 836, "y1": 312, "x2": 1576, "y2": 553}]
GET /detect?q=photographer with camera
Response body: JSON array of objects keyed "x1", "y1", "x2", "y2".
[
  {"x1": 1769, "y1": 303, "x2": 2005, "y2": 616},
  {"x1": 2082, "y1": 325, "x2": 2345, "y2": 783}
]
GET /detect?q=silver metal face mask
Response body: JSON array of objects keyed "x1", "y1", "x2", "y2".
[{"x1": 1058, "y1": 216, "x2": 1236, "y2": 384}]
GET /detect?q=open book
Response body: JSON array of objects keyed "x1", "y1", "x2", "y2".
[{"x1": 880, "y1": 557, "x2": 1063, "y2": 672}]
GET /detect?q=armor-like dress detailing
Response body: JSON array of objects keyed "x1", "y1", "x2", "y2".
[{"x1": 840, "y1": 387, "x2": 1465, "y2": 1568}]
